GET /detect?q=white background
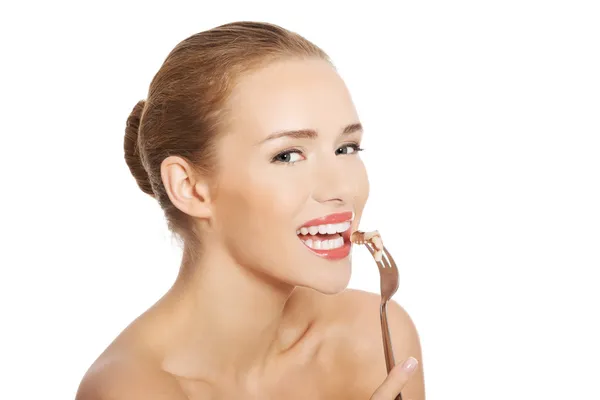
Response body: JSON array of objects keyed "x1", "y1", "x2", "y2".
[{"x1": 1, "y1": 1, "x2": 599, "y2": 399}]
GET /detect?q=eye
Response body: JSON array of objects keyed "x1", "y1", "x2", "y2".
[
  {"x1": 336, "y1": 143, "x2": 364, "y2": 155},
  {"x1": 272, "y1": 150, "x2": 304, "y2": 164}
]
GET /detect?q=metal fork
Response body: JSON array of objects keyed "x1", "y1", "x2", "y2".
[{"x1": 352, "y1": 231, "x2": 402, "y2": 400}]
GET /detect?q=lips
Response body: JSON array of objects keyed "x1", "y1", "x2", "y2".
[
  {"x1": 298, "y1": 211, "x2": 354, "y2": 229},
  {"x1": 296, "y1": 211, "x2": 354, "y2": 260}
]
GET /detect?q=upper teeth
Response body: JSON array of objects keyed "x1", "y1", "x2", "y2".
[{"x1": 296, "y1": 221, "x2": 351, "y2": 235}]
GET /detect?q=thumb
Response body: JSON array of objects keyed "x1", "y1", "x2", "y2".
[{"x1": 370, "y1": 357, "x2": 419, "y2": 400}]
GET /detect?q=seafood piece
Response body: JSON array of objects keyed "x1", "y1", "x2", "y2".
[{"x1": 351, "y1": 230, "x2": 383, "y2": 262}]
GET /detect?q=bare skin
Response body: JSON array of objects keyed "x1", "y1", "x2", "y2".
[{"x1": 76, "y1": 58, "x2": 425, "y2": 399}]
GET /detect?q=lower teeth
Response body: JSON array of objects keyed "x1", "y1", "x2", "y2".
[{"x1": 301, "y1": 236, "x2": 344, "y2": 250}]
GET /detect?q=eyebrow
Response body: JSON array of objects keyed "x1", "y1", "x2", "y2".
[{"x1": 259, "y1": 123, "x2": 363, "y2": 144}]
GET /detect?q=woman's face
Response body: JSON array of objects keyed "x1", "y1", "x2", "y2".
[{"x1": 211, "y1": 58, "x2": 369, "y2": 293}]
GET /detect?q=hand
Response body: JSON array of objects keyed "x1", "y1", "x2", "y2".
[{"x1": 370, "y1": 357, "x2": 419, "y2": 400}]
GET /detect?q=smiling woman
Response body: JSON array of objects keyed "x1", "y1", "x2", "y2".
[{"x1": 76, "y1": 21, "x2": 425, "y2": 400}]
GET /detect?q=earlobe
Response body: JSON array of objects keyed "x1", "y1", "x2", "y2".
[{"x1": 161, "y1": 156, "x2": 213, "y2": 219}]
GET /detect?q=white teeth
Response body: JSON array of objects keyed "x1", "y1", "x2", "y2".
[
  {"x1": 334, "y1": 222, "x2": 348, "y2": 233},
  {"x1": 302, "y1": 236, "x2": 345, "y2": 250},
  {"x1": 297, "y1": 220, "x2": 352, "y2": 236},
  {"x1": 325, "y1": 224, "x2": 336, "y2": 234}
]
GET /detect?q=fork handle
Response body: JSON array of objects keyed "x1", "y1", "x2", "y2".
[{"x1": 380, "y1": 301, "x2": 403, "y2": 400}]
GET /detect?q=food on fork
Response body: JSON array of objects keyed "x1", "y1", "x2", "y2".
[{"x1": 351, "y1": 230, "x2": 383, "y2": 262}]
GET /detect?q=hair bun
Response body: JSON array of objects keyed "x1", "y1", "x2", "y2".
[{"x1": 124, "y1": 100, "x2": 155, "y2": 197}]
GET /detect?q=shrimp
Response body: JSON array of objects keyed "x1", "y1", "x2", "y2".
[{"x1": 350, "y1": 230, "x2": 384, "y2": 262}]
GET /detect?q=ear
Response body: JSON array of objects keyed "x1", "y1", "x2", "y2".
[{"x1": 160, "y1": 156, "x2": 212, "y2": 219}]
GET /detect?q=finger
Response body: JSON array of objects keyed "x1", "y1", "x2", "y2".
[{"x1": 370, "y1": 357, "x2": 419, "y2": 400}]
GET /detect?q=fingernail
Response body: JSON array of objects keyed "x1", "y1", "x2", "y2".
[{"x1": 402, "y1": 357, "x2": 418, "y2": 372}]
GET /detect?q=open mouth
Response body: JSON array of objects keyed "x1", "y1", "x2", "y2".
[{"x1": 296, "y1": 211, "x2": 353, "y2": 260}]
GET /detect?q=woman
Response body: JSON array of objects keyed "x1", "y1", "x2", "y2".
[{"x1": 76, "y1": 21, "x2": 425, "y2": 399}]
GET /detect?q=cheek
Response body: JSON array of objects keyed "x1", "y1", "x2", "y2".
[
  {"x1": 213, "y1": 172, "x2": 310, "y2": 279},
  {"x1": 349, "y1": 160, "x2": 370, "y2": 228},
  {"x1": 214, "y1": 168, "x2": 308, "y2": 243},
  {"x1": 351, "y1": 158, "x2": 370, "y2": 205}
]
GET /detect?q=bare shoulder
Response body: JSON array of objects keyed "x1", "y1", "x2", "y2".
[
  {"x1": 307, "y1": 288, "x2": 426, "y2": 399},
  {"x1": 303, "y1": 288, "x2": 419, "y2": 340},
  {"x1": 75, "y1": 350, "x2": 187, "y2": 400}
]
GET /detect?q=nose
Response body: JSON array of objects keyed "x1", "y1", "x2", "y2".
[{"x1": 311, "y1": 157, "x2": 355, "y2": 205}]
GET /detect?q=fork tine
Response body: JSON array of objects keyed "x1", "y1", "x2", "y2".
[
  {"x1": 382, "y1": 246, "x2": 397, "y2": 270},
  {"x1": 378, "y1": 247, "x2": 392, "y2": 270},
  {"x1": 364, "y1": 242, "x2": 384, "y2": 270},
  {"x1": 364, "y1": 242, "x2": 375, "y2": 256},
  {"x1": 382, "y1": 246, "x2": 400, "y2": 294},
  {"x1": 366, "y1": 241, "x2": 392, "y2": 270}
]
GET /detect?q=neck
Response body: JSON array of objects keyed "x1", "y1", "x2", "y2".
[{"x1": 159, "y1": 243, "x2": 308, "y2": 381}]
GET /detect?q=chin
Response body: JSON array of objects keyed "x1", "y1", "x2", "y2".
[
  {"x1": 300, "y1": 258, "x2": 353, "y2": 295},
  {"x1": 291, "y1": 210, "x2": 356, "y2": 293}
]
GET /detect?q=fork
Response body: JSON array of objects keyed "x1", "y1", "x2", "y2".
[{"x1": 352, "y1": 231, "x2": 402, "y2": 400}]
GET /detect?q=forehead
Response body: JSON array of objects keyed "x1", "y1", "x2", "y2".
[{"x1": 225, "y1": 58, "x2": 359, "y2": 138}]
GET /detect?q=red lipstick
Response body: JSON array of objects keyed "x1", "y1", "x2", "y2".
[{"x1": 298, "y1": 211, "x2": 354, "y2": 229}]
